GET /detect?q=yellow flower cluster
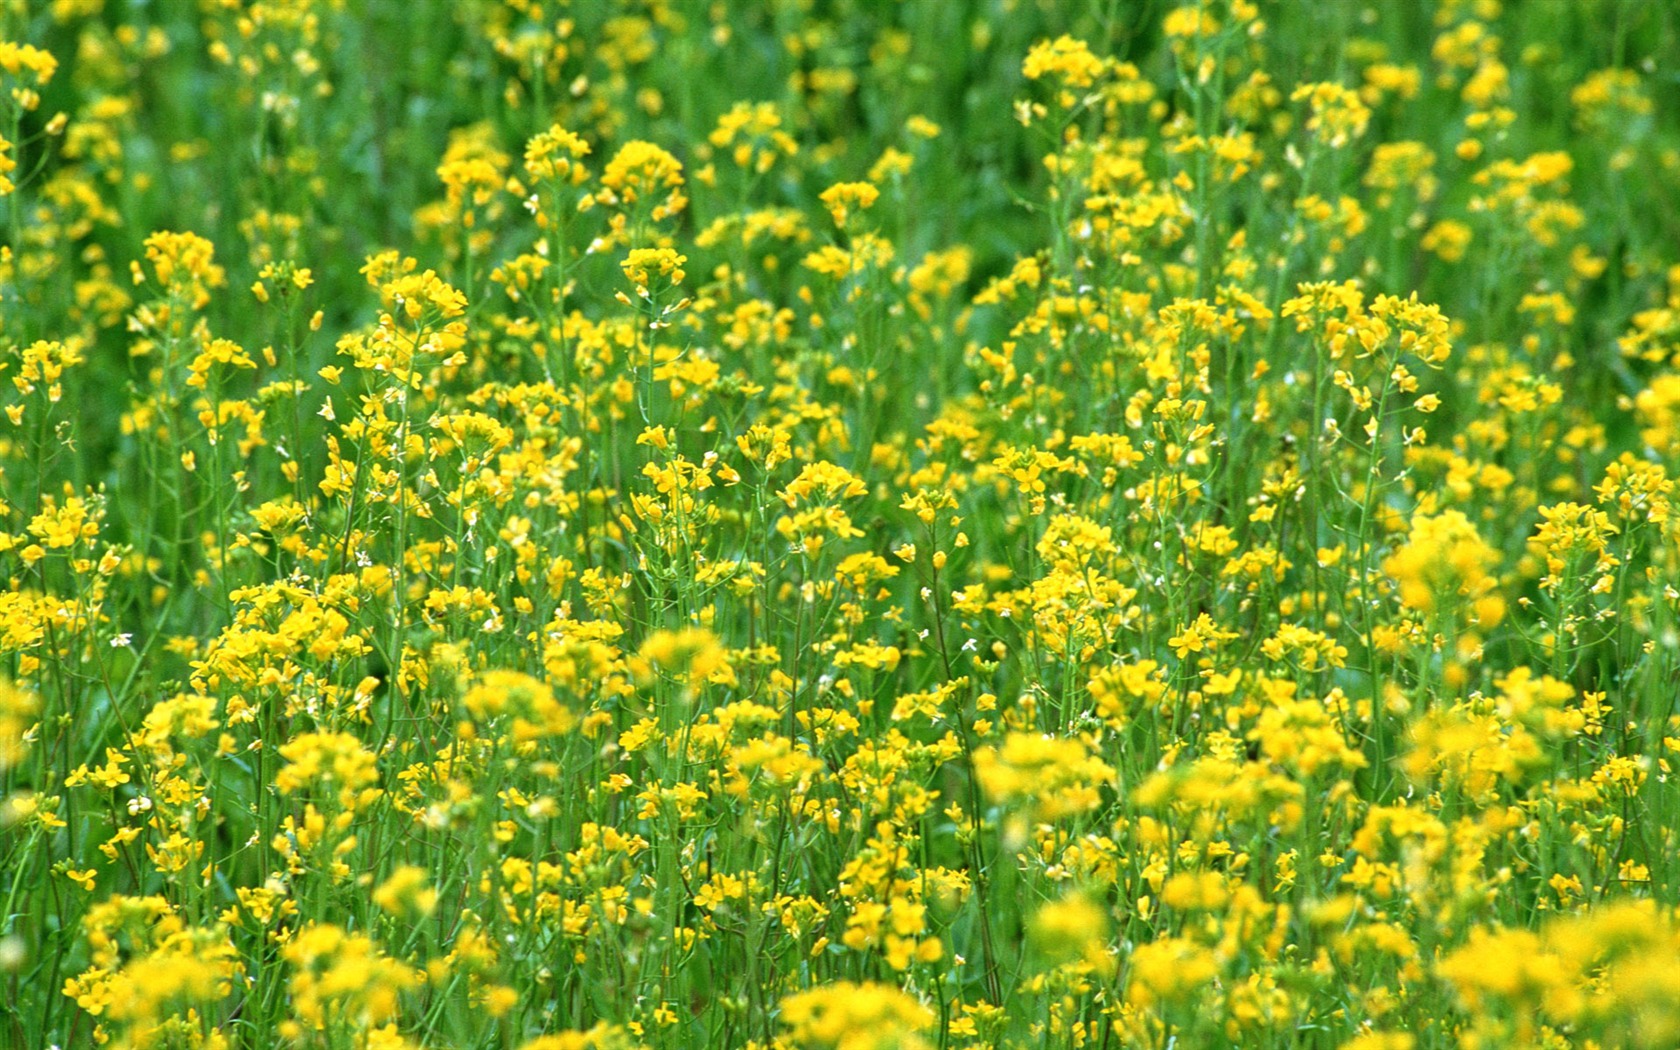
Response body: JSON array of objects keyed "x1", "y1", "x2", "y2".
[{"x1": 3, "y1": 3, "x2": 1680, "y2": 1049}]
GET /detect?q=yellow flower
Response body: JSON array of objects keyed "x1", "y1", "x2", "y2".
[
  {"x1": 595, "y1": 139, "x2": 687, "y2": 225},
  {"x1": 461, "y1": 669, "x2": 576, "y2": 740},
  {"x1": 133, "y1": 229, "x2": 225, "y2": 308},
  {"x1": 372, "y1": 866, "x2": 437, "y2": 918},
  {"x1": 1126, "y1": 936, "x2": 1219, "y2": 1009},
  {"x1": 524, "y1": 124, "x2": 592, "y2": 184},
  {"x1": 1029, "y1": 892, "x2": 1114, "y2": 974},
  {"x1": 1381, "y1": 509, "x2": 1503, "y2": 623},
  {"x1": 1291, "y1": 82, "x2": 1372, "y2": 147},
  {"x1": 282, "y1": 923, "x2": 418, "y2": 1030},
  {"x1": 517, "y1": 1025, "x2": 637, "y2": 1050},
  {"x1": 1022, "y1": 35, "x2": 1104, "y2": 88},
  {"x1": 779, "y1": 981, "x2": 933, "y2": 1050},
  {"x1": 274, "y1": 732, "x2": 381, "y2": 812},
  {"x1": 818, "y1": 181, "x2": 880, "y2": 228},
  {"x1": 0, "y1": 679, "x2": 36, "y2": 770},
  {"x1": 619, "y1": 247, "x2": 687, "y2": 298},
  {"x1": 974, "y1": 731, "x2": 1116, "y2": 821}
]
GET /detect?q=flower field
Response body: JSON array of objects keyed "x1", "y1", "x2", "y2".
[{"x1": 5, "y1": 0, "x2": 1680, "y2": 1047}]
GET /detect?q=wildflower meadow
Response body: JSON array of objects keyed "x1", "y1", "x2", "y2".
[{"x1": 5, "y1": 0, "x2": 1680, "y2": 1047}]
